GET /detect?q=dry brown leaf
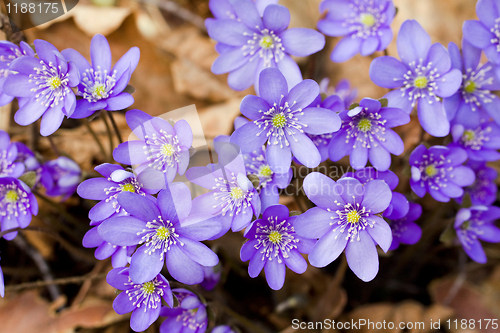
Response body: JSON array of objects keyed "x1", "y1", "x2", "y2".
[
  {"x1": 0, "y1": 291, "x2": 120, "y2": 333},
  {"x1": 160, "y1": 27, "x2": 217, "y2": 71},
  {"x1": 197, "y1": 99, "x2": 242, "y2": 138},
  {"x1": 24, "y1": 217, "x2": 55, "y2": 259},
  {"x1": 429, "y1": 270, "x2": 500, "y2": 333},
  {"x1": 72, "y1": 5, "x2": 132, "y2": 36},
  {"x1": 170, "y1": 59, "x2": 236, "y2": 103},
  {"x1": 341, "y1": 300, "x2": 453, "y2": 333}
]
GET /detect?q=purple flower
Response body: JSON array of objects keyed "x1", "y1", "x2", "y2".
[
  {"x1": 107, "y1": 267, "x2": 173, "y2": 332},
  {"x1": 449, "y1": 121, "x2": 500, "y2": 161},
  {"x1": 0, "y1": 41, "x2": 35, "y2": 106},
  {"x1": 241, "y1": 204, "x2": 315, "y2": 290},
  {"x1": 78, "y1": 164, "x2": 156, "y2": 267},
  {"x1": 243, "y1": 145, "x2": 292, "y2": 210},
  {"x1": 207, "y1": 1, "x2": 325, "y2": 91},
  {"x1": 458, "y1": 161, "x2": 498, "y2": 206},
  {"x1": 208, "y1": 0, "x2": 277, "y2": 20},
  {"x1": 341, "y1": 167, "x2": 405, "y2": 219},
  {"x1": 369, "y1": 20, "x2": 462, "y2": 137},
  {"x1": 40, "y1": 156, "x2": 81, "y2": 199},
  {"x1": 387, "y1": 202, "x2": 422, "y2": 251},
  {"x1": 463, "y1": 0, "x2": 500, "y2": 65},
  {"x1": 318, "y1": 0, "x2": 395, "y2": 62},
  {"x1": 304, "y1": 93, "x2": 346, "y2": 163},
  {"x1": 0, "y1": 130, "x2": 25, "y2": 178},
  {"x1": 186, "y1": 146, "x2": 261, "y2": 238},
  {"x1": 159, "y1": 289, "x2": 207, "y2": 333},
  {"x1": 77, "y1": 163, "x2": 154, "y2": 222},
  {"x1": 113, "y1": 109, "x2": 192, "y2": 185},
  {"x1": 212, "y1": 326, "x2": 236, "y2": 333},
  {"x1": 409, "y1": 145, "x2": 475, "y2": 202},
  {"x1": 83, "y1": 224, "x2": 135, "y2": 268},
  {"x1": 295, "y1": 173, "x2": 392, "y2": 281},
  {"x1": 0, "y1": 177, "x2": 38, "y2": 240},
  {"x1": 319, "y1": 78, "x2": 358, "y2": 109},
  {"x1": 454, "y1": 205, "x2": 500, "y2": 263},
  {"x1": 98, "y1": 184, "x2": 221, "y2": 284},
  {"x1": 214, "y1": 119, "x2": 293, "y2": 211},
  {"x1": 445, "y1": 40, "x2": 500, "y2": 128},
  {"x1": 200, "y1": 265, "x2": 221, "y2": 291},
  {"x1": 13, "y1": 142, "x2": 40, "y2": 174},
  {"x1": 62, "y1": 34, "x2": 140, "y2": 119},
  {"x1": 231, "y1": 68, "x2": 341, "y2": 171},
  {"x1": 328, "y1": 97, "x2": 409, "y2": 171},
  {"x1": 4, "y1": 40, "x2": 79, "y2": 136}
]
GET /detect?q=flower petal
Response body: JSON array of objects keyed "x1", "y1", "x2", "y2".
[
  {"x1": 345, "y1": 229, "x2": 379, "y2": 281},
  {"x1": 280, "y1": 28, "x2": 325, "y2": 57},
  {"x1": 308, "y1": 226, "x2": 348, "y2": 267},
  {"x1": 397, "y1": 20, "x2": 431, "y2": 65},
  {"x1": 264, "y1": 257, "x2": 286, "y2": 290}
]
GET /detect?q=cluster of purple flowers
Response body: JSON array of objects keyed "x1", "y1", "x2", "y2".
[
  {"x1": 12, "y1": 0, "x2": 498, "y2": 329},
  {"x1": 0, "y1": 34, "x2": 139, "y2": 136}
]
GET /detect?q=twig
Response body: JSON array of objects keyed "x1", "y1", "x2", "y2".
[
  {"x1": 131, "y1": 0, "x2": 206, "y2": 31},
  {"x1": 71, "y1": 259, "x2": 109, "y2": 309},
  {"x1": 0, "y1": 226, "x2": 96, "y2": 263},
  {"x1": 210, "y1": 302, "x2": 271, "y2": 333},
  {"x1": 12, "y1": 235, "x2": 61, "y2": 301},
  {"x1": 33, "y1": 190, "x2": 81, "y2": 227},
  {"x1": 81, "y1": 118, "x2": 107, "y2": 160},
  {"x1": 105, "y1": 111, "x2": 123, "y2": 144},
  {"x1": 0, "y1": 12, "x2": 25, "y2": 44},
  {"x1": 442, "y1": 250, "x2": 467, "y2": 306},
  {"x1": 5, "y1": 272, "x2": 107, "y2": 292}
]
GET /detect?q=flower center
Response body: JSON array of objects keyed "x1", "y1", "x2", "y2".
[
  {"x1": 93, "y1": 83, "x2": 106, "y2": 98},
  {"x1": 139, "y1": 216, "x2": 181, "y2": 259},
  {"x1": 230, "y1": 187, "x2": 244, "y2": 199},
  {"x1": 120, "y1": 183, "x2": 135, "y2": 193},
  {"x1": 346, "y1": 210, "x2": 361, "y2": 224},
  {"x1": 272, "y1": 113, "x2": 286, "y2": 128},
  {"x1": 5, "y1": 190, "x2": 18, "y2": 203},
  {"x1": 156, "y1": 226, "x2": 171, "y2": 240},
  {"x1": 414, "y1": 76, "x2": 428, "y2": 88},
  {"x1": 425, "y1": 165, "x2": 438, "y2": 177},
  {"x1": 47, "y1": 76, "x2": 61, "y2": 90},
  {"x1": 268, "y1": 230, "x2": 282, "y2": 244},
  {"x1": 360, "y1": 13, "x2": 376, "y2": 27},
  {"x1": 161, "y1": 144, "x2": 175, "y2": 157},
  {"x1": 259, "y1": 165, "x2": 273, "y2": 178},
  {"x1": 463, "y1": 129, "x2": 475, "y2": 142},
  {"x1": 254, "y1": 216, "x2": 298, "y2": 263},
  {"x1": 142, "y1": 281, "x2": 156, "y2": 294},
  {"x1": 259, "y1": 35, "x2": 274, "y2": 49},
  {"x1": 464, "y1": 80, "x2": 476, "y2": 94},
  {"x1": 357, "y1": 118, "x2": 372, "y2": 132}
]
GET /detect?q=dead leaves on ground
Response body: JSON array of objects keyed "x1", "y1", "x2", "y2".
[{"x1": 0, "y1": 291, "x2": 122, "y2": 333}]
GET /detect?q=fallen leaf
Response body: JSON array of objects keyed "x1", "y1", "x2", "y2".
[
  {"x1": 0, "y1": 291, "x2": 121, "y2": 333},
  {"x1": 341, "y1": 300, "x2": 454, "y2": 333},
  {"x1": 38, "y1": 4, "x2": 131, "y2": 37}
]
